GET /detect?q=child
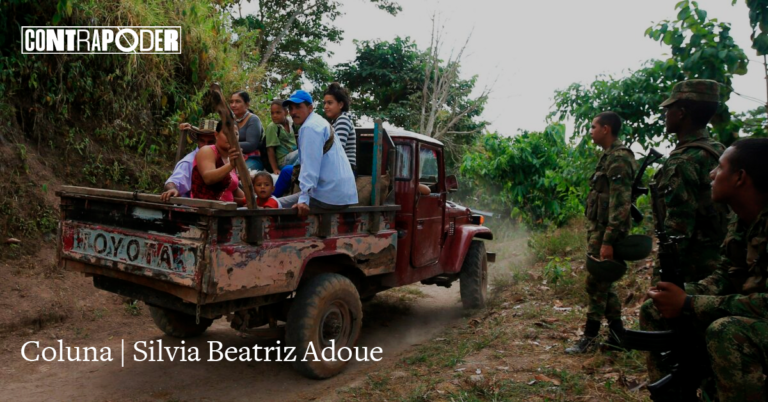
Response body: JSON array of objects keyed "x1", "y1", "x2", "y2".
[
  {"x1": 252, "y1": 171, "x2": 280, "y2": 208},
  {"x1": 265, "y1": 99, "x2": 298, "y2": 172}
]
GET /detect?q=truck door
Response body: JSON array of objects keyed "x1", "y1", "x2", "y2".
[{"x1": 411, "y1": 144, "x2": 445, "y2": 267}]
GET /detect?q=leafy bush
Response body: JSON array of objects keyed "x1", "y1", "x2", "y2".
[
  {"x1": 543, "y1": 256, "x2": 574, "y2": 287},
  {"x1": 460, "y1": 124, "x2": 596, "y2": 227}
]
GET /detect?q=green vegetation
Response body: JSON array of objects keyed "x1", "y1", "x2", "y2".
[
  {"x1": 553, "y1": 0, "x2": 749, "y2": 147},
  {"x1": 461, "y1": 125, "x2": 595, "y2": 227},
  {"x1": 736, "y1": 0, "x2": 768, "y2": 55},
  {"x1": 0, "y1": 0, "x2": 765, "y2": 253},
  {"x1": 228, "y1": 0, "x2": 401, "y2": 90},
  {"x1": 123, "y1": 300, "x2": 142, "y2": 316},
  {"x1": 335, "y1": 34, "x2": 488, "y2": 164},
  {"x1": 336, "y1": 221, "x2": 650, "y2": 402},
  {"x1": 0, "y1": 0, "x2": 270, "y2": 257},
  {"x1": 0, "y1": 0, "x2": 414, "y2": 259},
  {"x1": 459, "y1": 0, "x2": 764, "y2": 228}
]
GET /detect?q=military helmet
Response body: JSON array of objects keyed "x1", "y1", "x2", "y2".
[
  {"x1": 586, "y1": 254, "x2": 627, "y2": 282},
  {"x1": 660, "y1": 79, "x2": 720, "y2": 107},
  {"x1": 613, "y1": 235, "x2": 653, "y2": 261}
]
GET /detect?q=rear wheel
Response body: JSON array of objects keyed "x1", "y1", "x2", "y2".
[
  {"x1": 149, "y1": 305, "x2": 213, "y2": 338},
  {"x1": 286, "y1": 273, "x2": 363, "y2": 379},
  {"x1": 460, "y1": 240, "x2": 488, "y2": 309}
]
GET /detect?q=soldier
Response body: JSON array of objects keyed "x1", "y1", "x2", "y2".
[
  {"x1": 651, "y1": 79, "x2": 728, "y2": 285},
  {"x1": 640, "y1": 79, "x2": 730, "y2": 381},
  {"x1": 566, "y1": 111, "x2": 638, "y2": 354},
  {"x1": 644, "y1": 138, "x2": 768, "y2": 401}
]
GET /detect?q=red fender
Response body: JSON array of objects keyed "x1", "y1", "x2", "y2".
[{"x1": 444, "y1": 225, "x2": 493, "y2": 274}]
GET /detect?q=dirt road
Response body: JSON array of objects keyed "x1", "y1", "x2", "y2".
[{"x1": 0, "y1": 284, "x2": 464, "y2": 402}]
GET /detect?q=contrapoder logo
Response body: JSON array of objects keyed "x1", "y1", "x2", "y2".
[{"x1": 21, "y1": 26, "x2": 181, "y2": 54}]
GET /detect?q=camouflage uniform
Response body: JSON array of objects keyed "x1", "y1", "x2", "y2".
[
  {"x1": 651, "y1": 129, "x2": 728, "y2": 284},
  {"x1": 652, "y1": 80, "x2": 729, "y2": 285},
  {"x1": 584, "y1": 140, "x2": 637, "y2": 321},
  {"x1": 642, "y1": 79, "x2": 731, "y2": 384},
  {"x1": 641, "y1": 206, "x2": 768, "y2": 401}
]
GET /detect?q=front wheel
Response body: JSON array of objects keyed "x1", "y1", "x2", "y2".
[
  {"x1": 286, "y1": 273, "x2": 363, "y2": 379},
  {"x1": 149, "y1": 305, "x2": 213, "y2": 338},
  {"x1": 460, "y1": 240, "x2": 488, "y2": 309}
]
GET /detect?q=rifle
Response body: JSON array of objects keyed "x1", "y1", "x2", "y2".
[
  {"x1": 630, "y1": 148, "x2": 663, "y2": 223},
  {"x1": 623, "y1": 182, "x2": 702, "y2": 401},
  {"x1": 650, "y1": 182, "x2": 685, "y2": 289}
]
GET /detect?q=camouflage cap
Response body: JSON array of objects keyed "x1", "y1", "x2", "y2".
[{"x1": 660, "y1": 79, "x2": 721, "y2": 107}]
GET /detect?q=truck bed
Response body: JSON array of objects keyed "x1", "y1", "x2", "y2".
[{"x1": 58, "y1": 186, "x2": 400, "y2": 308}]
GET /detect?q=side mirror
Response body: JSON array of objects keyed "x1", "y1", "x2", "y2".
[{"x1": 446, "y1": 175, "x2": 459, "y2": 192}]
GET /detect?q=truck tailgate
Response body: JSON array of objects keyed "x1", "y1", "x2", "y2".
[{"x1": 60, "y1": 218, "x2": 205, "y2": 290}]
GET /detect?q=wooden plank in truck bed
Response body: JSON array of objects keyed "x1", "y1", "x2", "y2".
[{"x1": 59, "y1": 185, "x2": 238, "y2": 210}]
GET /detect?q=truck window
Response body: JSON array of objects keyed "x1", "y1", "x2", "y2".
[
  {"x1": 419, "y1": 147, "x2": 439, "y2": 184},
  {"x1": 395, "y1": 144, "x2": 412, "y2": 180}
]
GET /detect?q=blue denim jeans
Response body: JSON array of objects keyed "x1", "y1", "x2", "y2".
[
  {"x1": 245, "y1": 157, "x2": 263, "y2": 171},
  {"x1": 273, "y1": 165, "x2": 294, "y2": 197}
]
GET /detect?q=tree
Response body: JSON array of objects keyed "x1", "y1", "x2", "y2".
[
  {"x1": 550, "y1": 60, "x2": 685, "y2": 147},
  {"x1": 418, "y1": 16, "x2": 491, "y2": 141},
  {"x1": 552, "y1": 1, "x2": 748, "y2": 147},
  {"x1": 334, "y1": 37, "x2": 425, "y2": 129},
  {"x1": 335, "y1": 33, "x2": 489, "y2": 164},
  {"x1": 732, "y1": 0, "x2": 768, "y2": 55},
  {"x1": 730, "y1": 0, "x2": 768, "y2": 134},
  {"x1": 231, "y1": 0, "x2": 401, "y2": 90},
  {"x1": 734, "y1": 106, "x2": 768, "y2": 136},
  {"x1": 646, "y1": 0, "x2": 748, "y2": 144}
]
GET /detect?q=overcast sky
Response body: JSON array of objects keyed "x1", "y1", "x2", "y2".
[{"x1": 244, "y1": 0, "x2": 766, "y2": 138}]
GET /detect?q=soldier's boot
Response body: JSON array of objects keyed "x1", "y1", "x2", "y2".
[
  {"x1": 603, "y1": 319, "x2": 625, "y2": 350},
  {"x1": 565, "y1": 319, "x2": 601, "y2": 354}
]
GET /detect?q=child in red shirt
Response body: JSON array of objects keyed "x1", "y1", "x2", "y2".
[{"x1": 252, "y1": 171, "x2": 280, "y2": 208}]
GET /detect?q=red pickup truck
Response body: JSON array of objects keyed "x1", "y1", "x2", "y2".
[{"x1": 57, "y1": 125, "x2": 494, "y2": 379}]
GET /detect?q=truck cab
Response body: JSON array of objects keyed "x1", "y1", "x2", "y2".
[{"x1": 357, "y1": 127, "x2": 493, "y2": 290}]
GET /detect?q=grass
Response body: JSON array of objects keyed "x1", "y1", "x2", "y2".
[
  {"x1": 528, "y1": 217, "x2": 586, "y2": 261},
  {"x1": 123, "y1": 300, "x2": 142, "y2": 317},
  {"x1": 387, "y1": 285, "x2": 428, "y2": 302},
  {"x1": 92, "y1": 307, "x2": 109, "y2": 321},
  {"x1": 336, "y1": 218, "x2": 651, "y2": 402}
]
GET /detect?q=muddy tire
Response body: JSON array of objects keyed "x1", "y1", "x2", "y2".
[
  {"x1": 286, "y1": 273, "x2": 363, "y2": 379},
  {"x1": 460, "y1": 240, "x2": 488, "y2": 309},
  {"x1": 149, "y1": 306, "x2": 213, "y2": 338}
]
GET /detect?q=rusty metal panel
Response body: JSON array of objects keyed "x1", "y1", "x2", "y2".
[
  {"x1": 60, "y1": 221, "x2": 202, "y2": 289},
  {"x1": 207, "y1": 210, "x2": 399, "y2": 299}
]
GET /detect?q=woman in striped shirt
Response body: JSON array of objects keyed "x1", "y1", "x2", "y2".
[{"x1": 323, "y1": 82, "x2": 356, "y2": 174}]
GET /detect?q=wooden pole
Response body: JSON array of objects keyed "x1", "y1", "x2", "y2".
[
  {"x1": 209, "y1": 83, "x2": 257, "y2": 209},
  {"x1": 764, "y1": 55, "x2": 768, "y2": 116},
  {"x1": 370, "y1": 119, "x2": 383, "y2": 206},
  {"x1": 175, "y1": 129, "x2": 188, "y2": 163}
]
